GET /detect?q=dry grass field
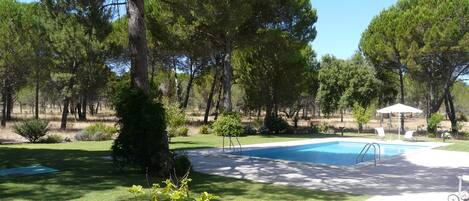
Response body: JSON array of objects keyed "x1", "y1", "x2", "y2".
[{"x1": 1, "y1": 106, "x2": 467, "y2": 143}]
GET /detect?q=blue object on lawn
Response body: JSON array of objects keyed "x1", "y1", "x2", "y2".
[{"x1": 0, "y1": 165, "x2": 58, "y2": 177}]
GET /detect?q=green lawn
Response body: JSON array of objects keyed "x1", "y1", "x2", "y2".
[{"x1": 0, "y1": 134, "x2": 368, "y2": 201}]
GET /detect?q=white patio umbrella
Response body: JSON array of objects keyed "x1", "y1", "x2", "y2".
[{"x1": 376, "y1": 103, "x2": 423, "y2": 140}]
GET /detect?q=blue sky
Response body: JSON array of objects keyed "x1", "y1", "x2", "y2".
[{"x1": 310, "y1": 0, "x2": 397, "y2": 60}]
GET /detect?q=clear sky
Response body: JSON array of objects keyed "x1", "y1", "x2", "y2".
[{"x1": 310, "y1": 0, "x2": 397, "y2": 60}]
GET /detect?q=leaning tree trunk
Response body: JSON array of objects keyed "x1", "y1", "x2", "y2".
[
  {"x1": 444, "y1": 88, "x2": 458, "y2": 136},
  {"x1": 222, "y1": 39, "x2": 232, "y2": 112},
  {"x1": 203, "y1": 68, "x2": 219, "y2": 124}
]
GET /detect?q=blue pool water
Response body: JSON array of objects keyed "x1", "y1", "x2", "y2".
[{"x1": 232, "y1": 141, "x2": 427, "y2": 166}]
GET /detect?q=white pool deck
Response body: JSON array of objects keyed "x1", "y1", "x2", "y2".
[{"x1": 186, "y1": 138, "x2": 469, "y2": 201}]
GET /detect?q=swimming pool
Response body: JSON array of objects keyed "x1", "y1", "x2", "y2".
[{"x1": 231, "y1": 141, "x2": 427, "y2": 166}]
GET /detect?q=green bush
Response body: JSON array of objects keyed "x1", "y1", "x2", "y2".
[
  {"x1": 212, "y1": 113, "x2": 243, "y2": 136},
  {"x1": 310, "y1": 124, "x2": 320, "y2": 134},
  {"x1": 428, "y1": 133, "x2": 437, "y2": 138},
  {"x1": 13, "y1": 119, "x2": 49, "y2": 143},
  {"x1": 111, "y1": 87, "x2": 172, "y2": 176},
  {"x1": 169, "y1": 126, "x2": 189, "y2": 137},
  {"x1": 38, "y1": 134, "x2": 64, "y2": 143},
  {"x1": 427, "y1": 113, "x2": 444, "y2": 134},
  {"x1": 174, "y1": 154, "x2": 192, "y2": 177},
  {"x1": 75, "y1": 123, "x2": 117, "y2": 141},
  {"x1": 163, "y1": 98, "x2": 187, "y2": 138},
  {"x1": 264, "y1": 116, "x2": 290, "y2": 134},
  {"x1": 352, "y1": 103, "x2": 373, "y2": 133},
  {"x1": 199, "y1": 125, "x2": 210, "y2": 134},
  {"x1": 243, "y1": 125, "x2": 257, "y2": 135}
]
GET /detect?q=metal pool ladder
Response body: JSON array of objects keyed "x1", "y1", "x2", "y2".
[
  {"x1": 356, "y1": 142, "x2": 381, "y2": 166},
  {"x1": 222, "y1": 134, "x2": 242, "y2": 152}
]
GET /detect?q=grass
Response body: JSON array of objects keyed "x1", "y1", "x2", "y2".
[{"x1": 0, "y1": 134, "x2": 368, "y2": 201}]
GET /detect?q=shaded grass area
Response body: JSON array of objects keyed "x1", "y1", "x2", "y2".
[{"x1": 0, "y1": 134, "x2": 367, "y2": 201}]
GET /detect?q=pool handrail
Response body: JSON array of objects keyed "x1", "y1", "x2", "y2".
[{"x1": 356, "y1": 142, "x2": 381, "y2": 166}]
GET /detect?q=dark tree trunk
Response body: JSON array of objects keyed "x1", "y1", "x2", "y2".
[
  {"x1": 35, "y1": 76, "x2": 39, "y2": 119},
  {"x1": 1, "y1": 80, "x2": 6, "y2": 127},
  {"x1": 204, "y1": 68, "x2": 219, "y2": 124},
  {"x1": 181, "y1": 61, "x2": 194, "y2": 110},
  {"x1": 444, "y1": 88, "x2": 458, "y2": 135},
  {"x1": 6, "y1": 85, "x2": 12, "y2": 120},
  {"x1": 222, "y1": 39, "x2": 232, "y2": 112},
  {"x1": 128, "y1": 0, "x2": 149, "y2": 94},
  {"x1": 61, "y1": 97, "x2": 70, "y2": 129},
  {"x1": 214, "y1": 78, "x2": 223, "y2": 120},
  {"x1": 398, "y1": 67, "x2": 405, "y2": 133},
  {"x1": 127, "y1": 0, "x2": 172, "y2": 177}
]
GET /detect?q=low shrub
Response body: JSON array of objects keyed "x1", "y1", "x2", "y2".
[
  {"x1": 264, "y1": 116, "x2": 290, "y2": 134},
  {"x1": 427, "y1": 113, "x2": 444, "y2": 134},
  {"x1": 75, "y1": 123, "x2": 117, "y2": 141},
  {"x1": 428, "y1": 133, "x2": 437, "y2": 138},
  {"x1": 258, "y1": 126, "x2": 270, "y2": 134},
  {"x1": 457, "y1": 112, "x2": 467, "y2": 122},
  {"x1": 199, "y1": 124, "x2": 210, "y2": 134},
  {"x1": 13, "y1": 119, "x2": 49, "y2": 143},
  {"x1": 174, "y1": 154, "x2": 192, "y2": 177},
  {"x1": 243, "y1": 125, "x2": 257, "y2": 135},
  {"x1": 38, "y1": 134, "x2": 64, "y2": 143},
  {"x1": 310, "y1": 124, "x2": 320, "y2": 134},
  {"x1": 212, "y1": 113, "x2": 243, "y2": 136},
  {"x1": 169, "y1": 126, "x2": 189, "y2": 137}
]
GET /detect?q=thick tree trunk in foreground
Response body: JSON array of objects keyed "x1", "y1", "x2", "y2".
[
  {"x1": 222, "y1": 39, "x2": 232, "y2": 112},
  {"x1": 127, "y1": 0, "x2": 172, "y2": 177},
  {"x1": 128, "y1": 0, "x2": 149, "y2": 94}
]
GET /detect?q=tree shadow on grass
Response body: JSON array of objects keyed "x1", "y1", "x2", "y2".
[
  {"x1": 189, "y1": 171, "x2": 362, "y2": 201},
  {"x1": 0, "y1": 147, "x2": 149, "y2": 200}
]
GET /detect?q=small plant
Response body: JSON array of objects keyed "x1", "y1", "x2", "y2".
[
  {"x1": 127, "y1": 177, "x2": 218, "y2": 201},
  {"x1": 38, "y1": 134, "x2": 64, "y2": 143},
  {"x1": 199, "y1": 125, "x2": 210, "y2": 134},
  {"x1": 428, "y1": 133, "x2": 437, "y2": 138},
  {"x1": 352, "y1": 103, "x2": 373, "y2": 134},
  {"x1": 264, "y1": 116, "x2": 290, "y2": 134},
  {"x1": 427, "y1": 113, "x2": 444, "y2": 134},
  {"x1": 212, "y1": 113, "x2": 243, "y2": 136},
  {"x1": 75, "y1": 123, "x2": 117, "y2": 141},
  {"x1": 163, "y1": 98, "x2": 187, "y2": 138},
  {"x1": 13, "y1": 119, "x2": 49, "y2": 143}
]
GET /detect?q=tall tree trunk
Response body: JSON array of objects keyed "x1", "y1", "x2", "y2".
[
  {"x1": 6, "y1": 86, "x2": 12, "y2": 120},
  {"x1": 214, "y1": 78, "x2": 223, "y2": 120},
  {"x1": 35, "y1": 76, "x2": 39, "y2": 119},
  {"x1": 128, "y1": 0, "x2": 149, "y2": 94},
  {"x1": 1, "y1": 80, "x2": 6, "y2": 127},
  {"x1": 127, "y1": 0, "x2": 172, "y2": 177},
  {"x1": 398, "y1": 67, "x2": 405, "y2": 133},
  {"x1": 181, "y1": 73, "x2": 194, "y2": 110},
  {"x1": 61, "y1": 97, "x2": 70, "y2": 129},
  {"x1": 203, "y1": 68, "x2": 219, "y2": 124},
  {"x1": 78, "y1": 95, "x2": 87, "y2": 121},
  {"x1": 222, "y1": 39, "x2": 232, "y2": 112}
]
